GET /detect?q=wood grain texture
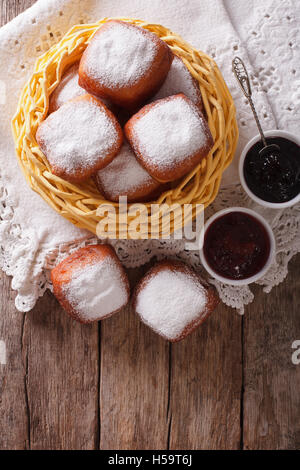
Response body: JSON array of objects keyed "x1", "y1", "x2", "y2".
[
  {"x1": 0, "y1": 272, "x2": 28, "y2": 450},
  {"x1": 169, "y1": 304, "x2": 242, "y2": 450},
  {"x1": 22, "y1": 291, "x2": 99, "y2": 450},
  {"x1": 0, "y1": 0, "x2": 299, "y2": 451},
  {"x1": 0, "y1": 0, "x2": 35, "y2": 24},
  {"x1": 243, "y1": 256, "x2": 300, "y2": 450},
  {"x1": 100, "y1": 267, "x2": 170, "y2": 450}
]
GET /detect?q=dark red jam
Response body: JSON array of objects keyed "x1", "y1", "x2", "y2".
[
  {"x1": 203, "y1": 211, "x2": 271, "y2": 280},
  {"x1": 243, "y1": 137, "x2": 300, "y2": 203}
]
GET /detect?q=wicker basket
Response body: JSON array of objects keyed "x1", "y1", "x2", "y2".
[{"x1": 12, "y1": 18, "x2": 238, "y2": 238}]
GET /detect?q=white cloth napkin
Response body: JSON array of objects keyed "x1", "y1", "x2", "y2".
[{"x1": 0, "y1": 0, "x2": 299, "y2": 312}]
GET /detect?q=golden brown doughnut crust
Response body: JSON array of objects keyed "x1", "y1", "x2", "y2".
[
  {"x1": 49, "y1": 62, "x2": 85, "y2": 113},
  {"x1": 124, "y1": 94, "x2": 214, "y2": 183},
  {"x1": 36, "y1": 94, "x2": 123, "y2": 183},
  {"x1": 78, "y1": 20, "x2": 173, "y2": 109},
  {"x1": 51, "y1": 244, "x2": 130, "y2": 324},
  {"x1": 132, "y1": 260, "x2": 219, "y2": 342},
  {"x1": 93, "y1": 140, "x2": 164, "y2": 203},
  {"x1": 151, "y1": 54, "x2": 204, "y2": 113},
  {"x1": 49, "y1": 62, "x2": 116, "y2": 114}
]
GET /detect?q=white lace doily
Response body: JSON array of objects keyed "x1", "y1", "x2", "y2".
[{"x1": 0, "y1": 0, "x2": 299, "y2": 314}]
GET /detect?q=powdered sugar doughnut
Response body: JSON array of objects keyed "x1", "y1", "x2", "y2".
[
  {"x1": 49, "y1": 62, "x2": 114, "y2": 114},
  {"x1": 151, "y1": 55, "x2": 203, "y2": 111},
  {"x1": 133, "y1": 260, "x2": 219, "y2": 342},
  {"x1": 94, "y1": 141, "x2": 162, "y2": 202},
  {"x1": 51, "y1": 244, "x2": 130, "y2": 324},
  {"x1": 79, "y1": 20, "x2": 173, "y2": 109},
  {"x1": 49, "y1": 63, "x2": 86, "y2": 113},
  {"x1": 125, "y1": 94, "x2": 214, "y2": 182},
  {"x1": 36, "y1": 94, "x2": 123, "y2": 183}
]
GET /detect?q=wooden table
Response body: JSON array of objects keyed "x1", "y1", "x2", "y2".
[{"x1": 0, "y1": 0, "x2": 299, "y2": 451}]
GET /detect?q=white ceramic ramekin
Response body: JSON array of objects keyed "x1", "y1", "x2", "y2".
[
  {"x1": 239, "y1": 129, "x2": 300, "y2": 209},
  {"x1": 200, "y1": 207, "x2": 276, "y2": 286}
]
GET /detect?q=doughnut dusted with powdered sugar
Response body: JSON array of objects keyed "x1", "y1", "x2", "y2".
[
  {"x1": 78, "y1": 20, "x2": 173, "y2": 109},
  {"x1": 125, "y1": 94, "x2": 213, "y2": 182},
  {"x1": 36, "y1": 94, "x2": 123, "y2": 183},
  {"x1": 51, "y1": 245, "x2": 130, "y2": 324}
]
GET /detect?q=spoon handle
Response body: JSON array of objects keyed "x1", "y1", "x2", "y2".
[{"x1": 232, "y1": 57, "x2": 267, "y2": 147}]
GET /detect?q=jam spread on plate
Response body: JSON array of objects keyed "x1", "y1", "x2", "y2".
[
  {"x1": 203, "y1": 212, "x2": 271, "y2": 280},
  {"x1": 243, "y1": 137, "x2": 300, "y2": 203}
]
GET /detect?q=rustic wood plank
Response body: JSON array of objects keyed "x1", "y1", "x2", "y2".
[
  {"x1": 23, "y1": 291, "x2": 99, "y2": 450},
  {"x1": 0, "y1": 0, "x2": 36, "y2": 451},
  {"x1": 243, "y1": 254, "x2": 300, "y2": 450},
  {"x1": 168, "y1": 302, "x2": 243, "y2": 449},
  {"x1": 100, "y1": 266, "x2": 170, "y2": 450},
  {"x1": 0, "y1": 272, "x2": 28, "y2": 449},
  {"x1": 0, "y1": 0, "x2": 36, "y2": 24}
]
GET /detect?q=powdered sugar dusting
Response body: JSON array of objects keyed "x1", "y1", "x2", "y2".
[
  {"x1": 136, "y1": 269, "x2": 207, "y2": 339},
  {"x1": 64, "y1": 257, "x2": 128, "y2": 321},
  {"x1": 50, "y1": 63, "x2": 86, "y2": 111},
  {"x1": 132, "y1": 95, "x2": 209, "y2": 169},
  {"x1": 84, "y1": 22, "x2": 157, "y2": 88},
  {"x1": 152, "y1": 56, "x2": 201, "y2": 106},
  {"x1": 37, "y1": 98, "x2": 119, "y2": 174},
  {"x1": 95, "y1": 141, "x2": 159, "y2": 200}
]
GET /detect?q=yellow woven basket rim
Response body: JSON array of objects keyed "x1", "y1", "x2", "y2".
[{"x1": 12, "y1": 17, "x2": 239, "y2": 239}]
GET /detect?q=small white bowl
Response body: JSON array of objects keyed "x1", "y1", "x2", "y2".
[
  {"x1": 239, "y1": 129, "x2": 300, "y2": 209},
  {"x1": 200, "y1": 207, "x2": 276, "y2": 286}
]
